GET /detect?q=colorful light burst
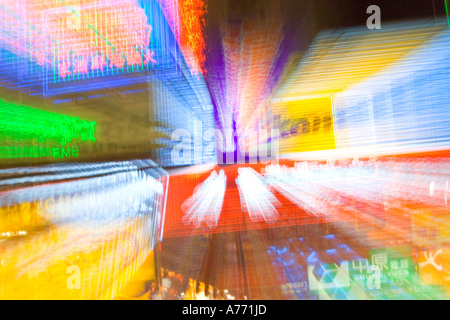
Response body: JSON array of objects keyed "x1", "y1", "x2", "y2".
[
  {"x1": 212, "y1": 18, "x2": 283, "y2": 154},
  {"x1": 0, "y1": 0, "x2": 163, "y2": 90},
  {"x1": 179, "y1": 0, "x2": 207, "y2": 75},
  {"x1": 157, "y1": 0, "x2": 207, "y2": 75},
  {"x1": 0, "y1": 160, "x2": 168, "y2": 299},
  {"x1": 272, "y1": 19, "x2": 450, "y2": 159}
]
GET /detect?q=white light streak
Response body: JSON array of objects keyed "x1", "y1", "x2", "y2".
[
  {"x1": 235, "y1": 167, "x2": 281, "y2": 223},
  {"x1": 181, "y1": 170, "x2": 226, "y2": 228}
]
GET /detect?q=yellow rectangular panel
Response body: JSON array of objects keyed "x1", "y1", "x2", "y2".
[{"x1": 272, "y1": 96, "x2": 336, "y2": 154}]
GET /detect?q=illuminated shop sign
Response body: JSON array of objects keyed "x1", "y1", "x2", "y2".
[
  {"x1": 0, "y1": 100, "x2": 95, "y2": 145},
  {"x1": 271, "y1": 96, "x2": 336, "y2": 154},
  {"x1": 0, "y1": 99, "x2": 96, "y2": 159},
  {"x1": 418, "y1": 247, "x2": 450, "y2": 294},
  {"x1": 157, "y1": 0, "x2": 207, "y2": 75},
  {"x1": 0, "y1": 146, "x2": 80, "y2": 159},
  {"x1": 0, "y1": 0, "x2": 176, "y2": 95},
  {"x1": 47, "y1": 1, "x2": 156, "y2": 81}
]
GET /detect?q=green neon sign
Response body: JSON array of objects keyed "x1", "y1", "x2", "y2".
[
  {"x1": 0, "y1": 146, "x2": 80, "y2": 159},
  {"x1": 446, "y1": 0, "x2": 450, "y2": 27},
  {"x1": 0, "y1": 99, "x2": 96, "y2": 146}
]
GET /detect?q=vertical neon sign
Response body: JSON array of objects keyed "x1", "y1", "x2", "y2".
[{"x1": 445, "y1": 0, "x2": 450, "y2": 27}]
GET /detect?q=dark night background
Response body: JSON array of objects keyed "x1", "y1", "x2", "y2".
[{"x1": 315, "y1": 0, "x2": 446, "y2": 29}]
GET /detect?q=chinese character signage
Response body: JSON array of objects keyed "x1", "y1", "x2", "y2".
[{"x1": 0, "y1": 0, "x2": 178, "y2": 95}]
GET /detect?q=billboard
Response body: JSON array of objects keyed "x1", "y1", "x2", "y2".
[{"x1": 271, "y1": 96, "x2": 336, "y2": 155}]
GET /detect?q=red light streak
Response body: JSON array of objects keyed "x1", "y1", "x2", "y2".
[
  {"x1": 164, "y1": 152, "x2": 450, "y2": 239},
  {"x1": 179, "y1": 0, "x2": 207, "y2": 75},
  {"x1": 156, "y1": 0, "x2": 208, "y2": 75}
]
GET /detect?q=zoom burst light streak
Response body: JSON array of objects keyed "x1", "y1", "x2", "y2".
[
  {"x1": 179, "y1": 0, "x2": 207, "y2": 75},
  {"x1": 181, "y1": 170, "x2": 226, "y2": 228},
  {"x1": 157, "y1": 0, "x2": 207, "y2": 75},
  {"x1": 235, "y1": 167, "x2": 280, "y2": 224},
  {"x1": 232, "y1": 20, "x2": 282, "y2": 144},
  {"x1": 213, "y1": 18, "x2": 283, "y2": 153},
  {"x1": 272, "y1": 19, "x2": 450, "y2": 158},
  {"x1": 0, "y1": 160, "x2": 168, "y2": 300},
  {"x1": 0, "y1": 0, "x2": 156, "y2": 80},
  {"x1": 265, "y1": 164, "x2": 333, "y2": 219},
  {"x1": 264, "y1": 157, "x2": 449, "y2": 243}
]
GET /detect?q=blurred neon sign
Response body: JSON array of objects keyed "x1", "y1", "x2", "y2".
[
  {"x1": 0, "y1": 0, "x2": 175, "y2": 95},
  {"x1": 179, "y1": 0, "x2": 207, "y2": 75},
  {"x1": 46, "y1": 1, "x2": 157, "y2": 80},
  {"x1": 446, "y1": 0, "x2": 450, "y2": 27},
  {"x1": 0, "y1": 99, "x2": 96, "y2": 145},
  {"x1": 0, "y1": 99, "x2": 95, "y2": 160},
  {"x1": 157, "y1": 0, "x2": 207, "y2": 75},
  {"x1": 0, "y1": 1, "x2": 157, "y2": 69},
  {"x1": 0, "y1": 145, "x2": 80, "y2": 159}
]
